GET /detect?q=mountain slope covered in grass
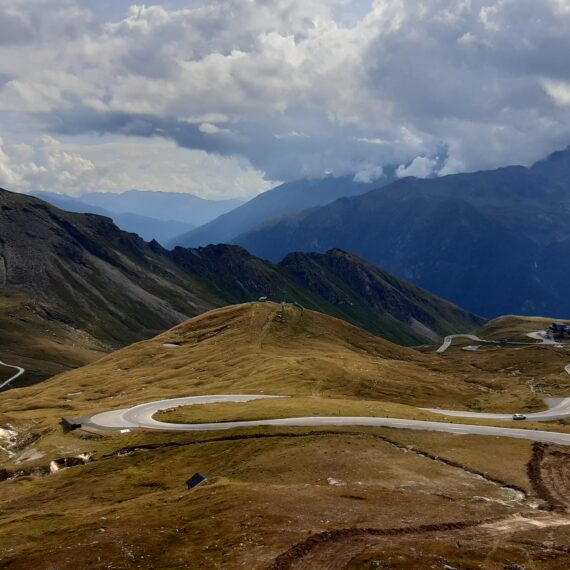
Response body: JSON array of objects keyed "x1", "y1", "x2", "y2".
[
  {"x1": 1, "y1": 302, "x2": 558, "y2": 570},
  {"x1": 0, "y1": 188, "x2": 481, "y2": 385},
  {"x1": 170, "y1": 245, "x2": 483, "y2": 346}
]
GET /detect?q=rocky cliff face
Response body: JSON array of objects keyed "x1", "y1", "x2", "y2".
[
  {"x1": 0, "y1": 188, "x2": 215, "y2": 346},
  {"x1": 279, "y1": 249, "x2": 483, "y2": 342}
]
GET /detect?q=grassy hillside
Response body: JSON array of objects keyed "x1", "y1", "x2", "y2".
[
  {"x1": 476, "y1": 314, "x2": 570, "y2": 342},
  {"x1": 2, "y1": 302, "x2": 569, "y2": 458},
  {"x1": 0, "y1": 188, "x2": 482, "y2": 386},
  {"x1": 171, "y1": 245, "x2": 483, "y2": 346},
  {"x1": 0, "y1": 303, "x2": 475, "y2": 426},
  {"x1": 279, "y1": 249, "x2": 483, "y2": 344},
  {"x1": 0, "y1": 290, "x2": 107, "y2": 387},
  {"x1": 2, "y1": 303, "x2": 570, "y2": 568}
]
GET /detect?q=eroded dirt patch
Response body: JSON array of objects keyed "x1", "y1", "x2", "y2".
[
  {"x1": 528, "y1": 442, "x2": 570, "y2": 512},
  {"x1": 269, "y1": 513, "x2": 570, "y2": 570},
  {"x1": 269, "y1": 440, "x2": 570, "y2": 570}
]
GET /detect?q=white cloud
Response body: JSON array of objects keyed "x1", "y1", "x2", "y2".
[
  {"x1": 542, "y1": 79, "x2": 570, "y2": 107},
  {"x1": 0, "y1": 0, "x2": 570, "y2": 189},
  {"x1": 0, "y1": 135, "x2": 96, "y2": 192},
  {"x1": 356, "y1": 137, "x2": 387, "y2": 145},
  {"x1": 353, "y1": 164, "x2": 384, "y2": 183},
  {"x1": 0, "y1": 136, "x2": 22, "y2": 187},
  {"x1": 198, "y1": 122, "x2": 232, "y2": 135},
  {"x1": 396, "y1": 156, "x2": 437, "y2": 179},
  {"x1": 181, "y1": 113, "x2": 230, "y2": 124},
  {"x1": 479, "y1": 6, "x2": 500, "y2": 32},
  {"x1": 0, "y1": 134, "x2": 273, "y2": 198}
]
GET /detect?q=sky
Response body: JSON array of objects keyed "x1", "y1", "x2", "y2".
[{"x1": 1, "y1": 0, "x2": 570, "y2": 199}]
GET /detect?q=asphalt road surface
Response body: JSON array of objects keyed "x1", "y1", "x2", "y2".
[
  {"x1": 425, "y1": 397, "x2": 570, "y2": 422},
  {"x1": 436, "y1": 334, "x2": 490, "y2": 353},
  {"x1": 436, "y1": 331, "x2": 558, "y2": 354},
  {"x1": 77, "y1": 393, "x2": 570, "y2": 446},
  {"x1": 77, "y1": 330, "x2": 570, "y2": 445},
  {"x1": 527, "y1": 330, "x2": 558, "y2": 344},
  {"x1": 0, "y1": 360, "x2": 24, "y2": 390},
  {"x1": 430, "y1": 331, "x2": 570, "y2": 422}
]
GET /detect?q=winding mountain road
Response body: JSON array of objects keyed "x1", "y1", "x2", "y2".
[
  {"x1": 436, "y1": 334, "x2": 493, "y2": 353},
  {"x1": 425, "y1": 397, "x2": 570, "y2": 422},
  {"x1": 526, "y1": 330, "x2": 558, "y2": 344},
  {"x1": 429, "y1": 330, "x2": 570, "y2": 422},
  {"x1": 0, "y1": 360, "x2": 24, "y2": 390},
  {"x1": 78, "y1": 393, "x2": 570, "y2": 445},
  {"x1": 436, "y1": 330, "x2": 558, "y2": 354},
  {"x1": 76, "y1": 330, "x2": 570, "y2": 446}
]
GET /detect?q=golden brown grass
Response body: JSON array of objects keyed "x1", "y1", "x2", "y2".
[
  {"x1": 0, "y1": 427, "x2": 537, "y2": 569},
  {"x1": 0, "y1": 303, "x2": 479, "y2": 428},
  {"x1": 477, "y1": 314, "x2": 570, "y2": 342},
  {"x1": 6, "y1": 303, "x2": 570, "y2": 429},
  {"x1": 372, "y1": 429, "x2": 534, "y2": 493},
  {"x1": 3, "y1": 302, "x2": 570, "y2": 472},
  {"x1": 155, "y1": 397, "x2": 438, "y2": 424},
  {"x1": 154, "y1": 394, "x2": 570, "y2": 438},
  {"x1": 2, "y1": 303, "x2": 570, "y2": 568}
]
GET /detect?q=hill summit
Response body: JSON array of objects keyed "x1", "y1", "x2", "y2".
[{"x1": 0, "y1": 188, "x2": 481, "y2": 385}]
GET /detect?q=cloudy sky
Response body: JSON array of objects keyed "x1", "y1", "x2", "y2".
[{"x1": 1, "y1": 0, "x2": 570, "y2": 198}]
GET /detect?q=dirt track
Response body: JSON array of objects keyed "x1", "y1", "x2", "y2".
[
  {"x1": 269, "y1": 442, "x2": 570, "y2": 569},
  {"x1": 269, "y1": 518, "x2": 500, "y2": 570},
  {"x1": 268, "y1": 513, "x2": 570, "y2": 570},
  {"x1": 528, "y1": 442, "x2": 570, "y2": 511}
]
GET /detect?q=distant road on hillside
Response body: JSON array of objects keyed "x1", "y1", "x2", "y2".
[
  {"x1": 436, "y1": 334, "x2": 493, "y2": 353},
  {"x1": 436, "y1": 330, "x2": 559, "y2": 354},
  {"x1": 430, "y1": 330, "x2": 570, "y2": 421},
  {"x1": 0, "y1": 360, "x2": 25, "y2": 389}
]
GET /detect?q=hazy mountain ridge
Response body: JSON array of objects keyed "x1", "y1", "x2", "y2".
[
  {"x1": 168, "y1": 174, "x2": 397, "y2": 248},
  {"x1": 31, "y1": 191, "x2": 195, "y2": 245},
  {"x1": 78, "y1": 189, "x2": 242, "y2": 226},
  {"x1": 235, "y1": 147, "x2": 570, "y2": 318}
]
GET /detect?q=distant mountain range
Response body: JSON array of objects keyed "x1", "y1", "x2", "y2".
[
  {"x1": 234, "y1": 147, "x2": 570, "y2": 318},
  {"x1": 31, "y1": 190, "x2": 242, "y2": 245},
  {"x1": 168, "y1": 173, "x2": 397, "y2": 248},
  {"x1": 31, "y1": 192, "x2": 195, "y2": 244},
  {"x1": 78, "y1": 190, "x2": 243, "y2": 226},
  {"x1": 0, "y1": 189, "x2": 481, "y2": 384}
]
